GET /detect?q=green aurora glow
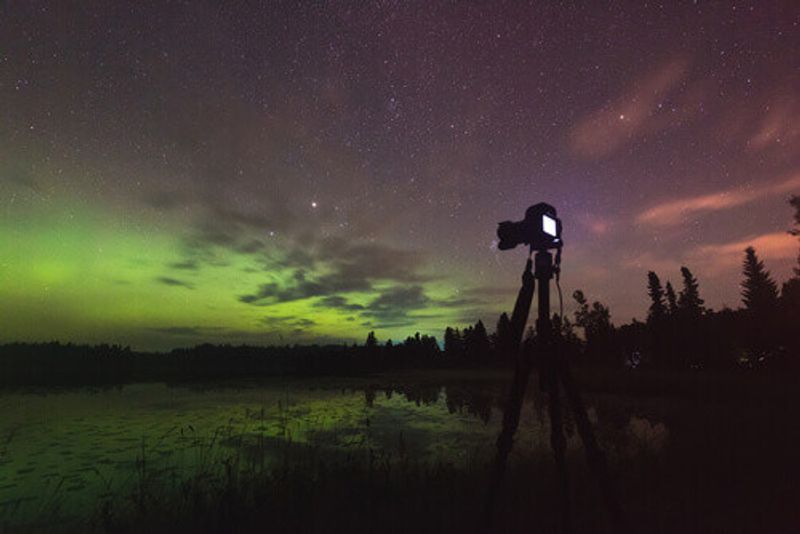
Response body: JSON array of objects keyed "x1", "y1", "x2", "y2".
[{"x1": 0, "y1": 192, "x2": 482, "y2": 349}]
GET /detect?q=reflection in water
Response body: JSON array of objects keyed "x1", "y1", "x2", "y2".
[{"x1": 0, "y1": 378, "x2": 666, "y2": 526}]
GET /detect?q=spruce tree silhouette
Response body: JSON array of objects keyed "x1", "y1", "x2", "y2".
[
  {"x1": 443, "y1": 327, "x2": 457, "y2": 359},
  {"x1": 646, "y1": 272, "x2": 667, "y2": 321},
  {"x1": 365, "y1": 331, "x2": 378, "y2": 349},
  {"x1": 780, "y1": 276, "x2": 800, "y2": 360},
  {"x1": 676, "y1": 266, "x2": 705, "y2": 368},
  {"x1": 741, "y1": 247, "x2": 780, "y2": 356},
  {"x1": 664, "y1": 281, "x2": 678, "y2": 316},
  {"x1": 646, "y1": 272, "x2": 667, "y2": 366},
  {"x1": 470, "y1": 320, "x2": 491, "y2": 364},
  {"x1": 494, "y1": 312, "x2": 513, "y2": 364},
  {"x1": 779, "y1": 195, "x2": 800, "y2": 359},
  {"x1": 663, "y1": 280, "x2": 679, "y2": 366},
  {"x1": 741, "y1": 247, "x2": 779, "y2": 314},
  {"x1": 790, "y1": 194, "x2": 800, "y2": 276},
  {"x1": 678, "y1": 266, "x2": 704, "y2": 318}
]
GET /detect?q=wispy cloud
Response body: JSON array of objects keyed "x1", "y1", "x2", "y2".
[
  {"x1": 690, "y1": 232, "x2": 798, "y2": 273},
  {"x1": 748, "y1": 94, "x2": 800, "y2": 152},
  {"x1": 637, "y1": 173, "x2": 800, "y2": 226},
  {"x1": 577, "y1": 213, "x2": 613, "y2": 236},
  {"x1": 623, "y1": 232, "x2": 797, "y2": 278},
  {"x1": 155, "y1": 276, "x2": 195, "y2": 290},
  {"x1": 570, "y1": 59, "x2": 690, "y2": 158}
]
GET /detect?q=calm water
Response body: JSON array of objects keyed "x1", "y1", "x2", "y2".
[{"x1": 0, "y1": 376, "x2": 666, "y2": 526}]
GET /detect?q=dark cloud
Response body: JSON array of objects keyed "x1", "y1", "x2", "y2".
[
  {"x1": 361, "y1": 285, "x2": 430, "y2": 325},
  {"x1": 435, "y1": 295, "x2": 485, "y2": 308},
  {"x1": 360, "y1": 319, "x2": 418, "y2": 329},
  {"x1": 156, "y1": 276, "x2": 195, "y2": 289},
  {"x1": 239, "y1": 270, "x2": 348, "y2": 305},
  {"x1": 143, "y1": 191, "x2": 187, "y2": 210},
  {"x1": 461, "y1": 285, "x2": 519, "y2": 300},
  {"x1": 260, "y1": 315, "x2": 317, "y2": 328},
  {"x1": 314, "y1": 295, "x2": 365, "y2": 311},
  {"x1": 317, "y1": 239, "x2": 429, "y2": 284},
  {"x1": 168, "y1": 259, "x2": 200, "y2": 271},
  {"x1": 239, "y1": 240, "x2": 429, "y2": 306},
  {"x1": 367, "y1": 285, "x2": 429, "y2": 311}
]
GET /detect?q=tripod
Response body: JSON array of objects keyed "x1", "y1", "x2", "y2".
[{"x1": 487, "y1": 249, "x2": 626, "y2": 533}]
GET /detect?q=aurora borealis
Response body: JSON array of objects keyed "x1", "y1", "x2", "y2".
[{"x1": 1, "y1": 2, "x2": 799, "y2": 350}]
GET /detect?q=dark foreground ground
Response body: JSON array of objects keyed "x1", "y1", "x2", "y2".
[{"x1": 3, "y1": 366, "x2": 800, "y2": 533}]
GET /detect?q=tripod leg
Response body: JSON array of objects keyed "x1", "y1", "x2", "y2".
[
  {"x1": 486, "y1": 260, "x2": 535, "y2": 527},
  {"x1": 544, "y1": 345, "x2": 571, "y2": 534},
  {"x1": 493, "y1": 259, "x2": 535, "y2": 481},
  {"x1": 494, "y1": 351, "x2": 533, "y2": 479},
  {"x1": 558, "y1": 357, "x2": 628, "y2": 532}
]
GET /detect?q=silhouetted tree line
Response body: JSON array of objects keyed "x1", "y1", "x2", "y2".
[
  {"x1": 0, "y1": 334, "x2": 442, "y2": 388},
  {"x1": 551, "y1": 195, "x2": 800, "y2": 371},
  {"x1": 2, "y1": 198, "x2": 798, "y2": 387}
]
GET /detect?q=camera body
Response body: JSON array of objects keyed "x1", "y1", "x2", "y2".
[{"x1": 497, "y1": 202, "x2": 562, "y2": 251}]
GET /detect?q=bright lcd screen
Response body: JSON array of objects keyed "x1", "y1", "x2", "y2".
[{"x1": 542, "y1": 214, "x2": 557, "y2": 237}]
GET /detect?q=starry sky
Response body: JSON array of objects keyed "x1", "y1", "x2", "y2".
[{"x1": 1, "y1": 1, "x2": 799, "y2": 350}]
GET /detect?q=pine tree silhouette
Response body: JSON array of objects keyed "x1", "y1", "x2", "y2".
[
  {"x1": 741, "y1": 247, "x2": 779, "y2": 314},
  {"x1": 471, "y1": 320, "x2": 491, "y2": 364},
  {"x1": 444, "y1": 327, "x2": 464, "y2": 362},
  {"x1": 365, "y1": 331, "x2": 378, "y2": 349},
  {"x1": 790, "y1": 194, "x2": 800, "y2": 276},
  {"x1": 646, "y1": 272, "x2": 668, "y2": 366},
  {"x1": 740, "y1": 247, "x2": 781, "y2": 357},
  {"x1": 665, "y1": 281, "x2": 678, "y2": 316},
  {"x1": 678, "y1": 266, "x2": 704, "y2": 318},
  {"x1": 646, "y1": 271, "x2": 667, "y2": 322},
  {"x1": 675, "y1": 267, "x2": 705, "y2": 368},
  {"x1": 494, "y1": 312, "x2": 514, "y2": 363}
]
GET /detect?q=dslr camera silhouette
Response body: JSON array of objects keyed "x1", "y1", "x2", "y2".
[{"x1": 496, "y1": 202, "x2": 562, "y2": 251}]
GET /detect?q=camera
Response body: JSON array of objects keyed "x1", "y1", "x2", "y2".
[{"x1": 497, "y1": 202, "x2": 562, "y2": 251}]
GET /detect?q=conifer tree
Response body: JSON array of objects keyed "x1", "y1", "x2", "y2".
[
  {"x1": 678, "y1": 266, "x2": 704, "y2": 318},
  {"x1": 494, "y1": 312, "x2": 514, "y2": 360},
  {"x1": 790, "y1": 195, "x2": 800, "y2": 276},
  {"x1": 674, "y1": 266, "x2": 705, "y2": 367},
  {"x1": 665, "y1": 281, "x2": 678, "y2": 315},
  {"x1": 646, "y1": 271, "x2": 667, "y2": 323},
  {"x1": 365, "y1": 331, "x2": 378, "y2": 349},
  {"x1": 443, "y1": 327, "x2": 462, "y2": 358},
  {"x1": 444, "y1": 327, "x2": 456, "y2": 353},
  {"x1": 471, "y1": 320, "x2": 491, "y2": 363},
  {"x1": 741, "y1": 247, "x2": 779, "y2": 314}
]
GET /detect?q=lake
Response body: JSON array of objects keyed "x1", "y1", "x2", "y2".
[{"x1": 0, "y1": 371, "x2": 672, "y2": 530}]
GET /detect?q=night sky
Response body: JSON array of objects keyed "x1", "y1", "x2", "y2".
[{"x1": 2, "y1": 2, "x2": 799, "y2": 350}]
